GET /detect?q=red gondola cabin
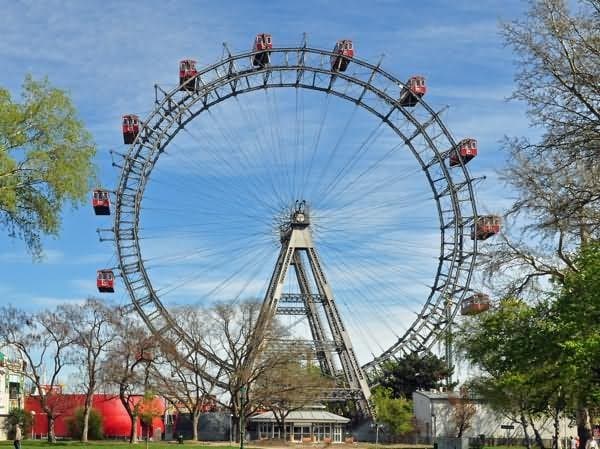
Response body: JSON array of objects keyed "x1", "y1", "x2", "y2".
[
  {"x1": 92, "y1": 189, "x2": 111, "y2": 215},
  {"x1": 461, "y1": 293, "x2": 491, "y2": 316},
  {"x1": 471, "y1": 215, "x2": 501, "y2": 240},
  {"x1": 399, "y1": 76, "x2": 426, "y2": 107},
  {"x1": 97, "y1": 270, "x2": 115, "y2": 293},
  {"x1": 179, "y1": 59, "x2": 197, "y2": 92},
  {"x1": 331, "y1": 40, "x2": 354, "y2": 72},
  {"x1": 252, "y1": 34, "x2": 273, "y2": 67},
  {"x1": 122, "y1": 115, "x2": 140, "y2": 145},
  {"x1": 450, "y1": 138, "x2": 478, "y2": 167}
]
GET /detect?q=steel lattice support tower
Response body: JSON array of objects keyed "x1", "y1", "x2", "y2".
[{"x1": 244, "y1": 202, "x2": 373, "y2": 416}]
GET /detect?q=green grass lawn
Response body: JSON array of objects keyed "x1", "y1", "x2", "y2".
[
  {"x1": 0, "y1": 442, "x2": 239, "y2": 449},
  {"x1": 0, "y1": 442, "x2": 441, "y2": 449}
]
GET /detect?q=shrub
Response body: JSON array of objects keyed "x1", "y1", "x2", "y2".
[
  {"x1": 66, "y1": 407, "x2": 104, "y2": 440},
  {"x1": 3, "y1": 409, "x2": 32, "y2": 440}
]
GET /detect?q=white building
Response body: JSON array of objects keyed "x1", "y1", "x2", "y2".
[
  {"x1": 412, "y1": 390, "x2": 574, "y2": 442},
  {"x1": 249, "y1": 409, "x2": 350, "y2": 443},
  {"x1": 0, "y1": 351, "x2": 26, "y2": 441}
]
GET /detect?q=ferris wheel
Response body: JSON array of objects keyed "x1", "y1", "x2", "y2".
[{"x1": 93, "y1": 34, "x2": 500, "y2": 414}]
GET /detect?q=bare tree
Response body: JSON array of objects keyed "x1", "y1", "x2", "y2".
[
  {"x1": 149, "y1": 307, "x2": 222, "y2": 441},
  {"x1": 448, "y1": 389, "x2": 477, "y2": 438},
  {"x1": 102, "y1": 315, "x2": 154, "y2": 444},
  {"x1": 198, "y1": 301, "x2": 295, "y2": 442},
  {"x1": 0, "y1": 306, "x2": 73, "y2": 443},
  {"x1": 64, "y1": 299, "x2": 117, "y2": 442},
  {"x1": 485, "y1": 0, "x2": 600, "y2": 298},
  {"x1": 484, "y1": 0, "x2": 600, "y2": 444}
]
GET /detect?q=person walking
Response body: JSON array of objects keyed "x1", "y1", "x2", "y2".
[
  {"x1": 13, "y1": 424, "x2": 22, "y2": 449},
  {"x1": 571, "y1": 436, "x2": 578, "y2": 449},
  {"x1": 585, "y1": 435, "x2": 598, "y2": 449}
]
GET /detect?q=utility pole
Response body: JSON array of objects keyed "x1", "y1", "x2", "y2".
[{"x1": 444, "y1": 296, "x2": 454, "y2": 387}]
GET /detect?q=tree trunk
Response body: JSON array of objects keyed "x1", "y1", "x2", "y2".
[
  {"x1": 521, "y1": 412, "x2": 532, "y2": 449},
  {"x1": 231, "y1": 416, "x2": 240, "y2": 443},
  {"x1": 81, "y1": 394, "x2": 93, "y2": 442},
  {"x1": 529, "y1": 415, "x2": 545, "y2": 449},
  {"x1": 282, "y1": 417, "x2": 287, "y2": 441},
  {"x1": 192, "y1": 411, "x2": 200, "y2": 441},
  {"x1": 48, "y1": 415, "x2": 56, "y2": 443},
  {"x1": 553, "y1": 412, "x2": 561, "y2": 449},
  {"x1": 130, "y1": 415, "x2": 139, "y2": 444}
]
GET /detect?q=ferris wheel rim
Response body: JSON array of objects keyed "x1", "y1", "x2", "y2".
[{"x1": 112, "y1": 45, "x2": 479, "y2": 380}]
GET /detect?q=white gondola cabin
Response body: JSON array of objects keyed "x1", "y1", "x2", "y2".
[
  {"x1": 92, "y1": 189, "x2": 111, "y2": 215},
  {"x1": 471, "y1": 215, "x2": 501, "y2": 240},
  {"x1": 331, "y1": 39, "x2": 354, "y2": 72},
  {"x1": 461, "y1": 293, "x2": 491, "y2": 316},
  {"x1": 252, "y1": 33, "x2": 273, "y2": 67},
  {"x1": 122, "y1": 114, "x2": 140, "y2": 145},
  {"x1": 97, "y1": 269, "x2": 115, "y2": 293},
  {"x1": 450, "y1": 138, "x2": 478, "y2": 167},
  {"x1": 179, "y1": 59, "x2": 197, "y2": 91},
  {"x1": 399, "y1": 76, "x2": 426, "y2": 107}
]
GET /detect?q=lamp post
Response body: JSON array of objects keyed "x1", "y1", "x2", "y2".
[
  {"x1": 30, "y1": 411, "x2": 35, "y2": 440},
  {"x1": 239, "y1": 386, "x2": 247, "y2": 449},
  {"x1": 230, "y1": 414, "x2": 233, "y2": 446}
]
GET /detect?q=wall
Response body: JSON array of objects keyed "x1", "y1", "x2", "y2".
[
  {"x1": 0, "y1": 416, "x2": 6, "y2": 440},
  {"x1": 413, "y1": 391, "x2": 574, "y2": 441}
]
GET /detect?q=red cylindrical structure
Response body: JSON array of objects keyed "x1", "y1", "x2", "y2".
[{"x1": 26, "y1": 394, "x2": 165, "y2": 439}]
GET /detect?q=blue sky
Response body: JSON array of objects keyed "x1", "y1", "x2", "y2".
[{"x1": 1, "y1": 0, "x2": 536, "y2": 365}]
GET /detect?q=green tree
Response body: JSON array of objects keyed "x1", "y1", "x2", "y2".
[
  {"x1": 0, "y1": 75, "x2": 96, "y2": 256},
  {"x1": 553, "y1": 242, "x2": 600, "y2": 439},
  {"x1": 370, "y1": 387, "x2": 414, "y2": 440},
  {"x1": 456, "y1": 298, "x2": 565, "y2": 449},
  {"x1": 373, "y1": 351, "x2": 452, "y2": 399},
  {"x1": 3, "y1": 408, "x2": 32, "y2": 440},
  {"x1": 66, "y1": 407, "x2": 104, "y2": 440}
]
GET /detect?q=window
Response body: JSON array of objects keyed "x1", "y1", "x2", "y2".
[
  {"x1": 333, "y1": 426, "x2": 342, "y2": 442},
  {"x1": 293, "y1": 426, "x2": 302, "y2": 442},
  {"x1": 9, "y1": 382, "x2": 20, "y2": 400}
]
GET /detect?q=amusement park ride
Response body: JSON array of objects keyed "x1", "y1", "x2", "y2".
[{"x1": 92, "y1": 34, "x2": 501, "y2": 418}]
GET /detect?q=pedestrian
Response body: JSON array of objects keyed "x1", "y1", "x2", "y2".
[
  {"x1": 586, "y1": 436, "x2": 598, "y2": 449},
  {"x1": 571, "y1": 437, "x2": 578, "y2": 449},
  {"x1": 13, "y1": 424, "x2": 21, "y2": 449}
]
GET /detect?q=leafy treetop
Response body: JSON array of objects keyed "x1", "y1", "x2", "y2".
[{"x1": 0, "y1": 75, "x2": 96, "y2": 256}]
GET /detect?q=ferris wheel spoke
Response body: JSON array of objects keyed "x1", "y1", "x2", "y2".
[
  {"x1": 153, "y1": 240, "x2": 273, "y2": 300},
  {"x1": 307, "y1": 104, "x2": 359, "y2": 201},
  {"x1": 319, "y1": 241, "x2": 433, "y2": 310},
  {"x1": 231, "y1": 94, "x2": 290, "y2": 207},
  {"x1": 151, "y1": 148, "x2": 279, "y2": 218},
  {"x1": 180, "y1": 125, "x2": 284, "y2": 213},
  {"x1": 325, "y1": 142, "x2": 420, "y2": 204},
  {"x1": 263, "y1": 89, "x2": 292, "y2": 201},
  {"x1": 301, "y1": 92, "x2": 331, "y2": 199}
]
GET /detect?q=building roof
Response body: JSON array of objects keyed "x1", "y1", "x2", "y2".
[
  {"x1": 249, "y1": 410, "x2": 350, "y2": 424},
  {"x1": 413, "y1": 390, "x2": 453, "y2": 400},
  {"x1": 413, "y1": 389, "x2": 483, "y2": 401}
]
